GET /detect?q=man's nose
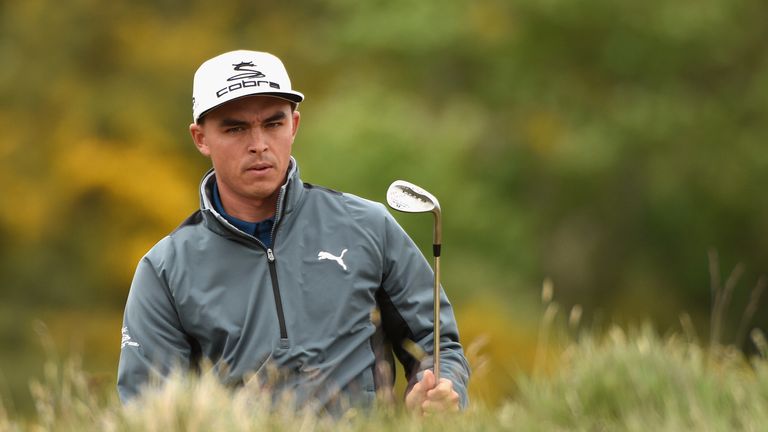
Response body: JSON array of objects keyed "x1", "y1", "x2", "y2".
[{"x1": 247, "y1": 130, "x2": 268, "y2": 153}]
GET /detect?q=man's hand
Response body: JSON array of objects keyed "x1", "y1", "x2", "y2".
[{"x1": 405, "y1": 369, "x2": 460, "y2": 415}]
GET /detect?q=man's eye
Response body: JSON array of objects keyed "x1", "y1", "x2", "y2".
[
  {"x1": 265, "y1": 122, "x2": 282, "y2": 129},
  {"x1": 226, "y1": 126, "x2": 245, "y2": 134}
]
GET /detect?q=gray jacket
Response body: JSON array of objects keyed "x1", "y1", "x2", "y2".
[{"x1": 117, "y1": 158, "x2": 469, "y2": 410}]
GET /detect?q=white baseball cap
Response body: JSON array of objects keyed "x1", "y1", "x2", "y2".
[{"x1": 192, "y1": 50, "x2": 304, "y2": 123}]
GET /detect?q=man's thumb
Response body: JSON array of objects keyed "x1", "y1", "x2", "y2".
[{"x1": 422, "y1": 368, "x2": 436, "y2": 390}]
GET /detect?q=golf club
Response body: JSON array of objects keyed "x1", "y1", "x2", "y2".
[{"x1": 385, "y1": 180, "x2": 442, "y2": 381}]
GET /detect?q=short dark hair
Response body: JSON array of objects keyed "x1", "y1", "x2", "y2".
[{"x1": 195, "y1": 101, "x2": 297, "y2": 126}]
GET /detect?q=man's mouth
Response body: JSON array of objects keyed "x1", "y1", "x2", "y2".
[{"x1": 246, "y1": 162, "x2": 273, "y2": 173}]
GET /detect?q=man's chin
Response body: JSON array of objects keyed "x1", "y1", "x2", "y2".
[{"x1": 242, "y1": 186, "x2": 281, "y2": 204}]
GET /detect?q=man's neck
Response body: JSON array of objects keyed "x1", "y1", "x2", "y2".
[{"x1": 215, "y1": 185, "x2": 278, "y2": 223}]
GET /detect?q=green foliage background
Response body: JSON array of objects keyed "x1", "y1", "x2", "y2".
[{"x1": 0, "y1": 0, "x2": 766, "y2": 413}]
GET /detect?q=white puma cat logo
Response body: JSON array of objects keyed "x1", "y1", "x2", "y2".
[
  {"x1": 121, "y1": 327, "x2": 140, "y2": 349},
  {"x1": 318, "y1": 248, "x2": 348, "y2": 271}
]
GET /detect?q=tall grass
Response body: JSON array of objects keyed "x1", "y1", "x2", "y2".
[
  {"x1": 510, "y1": 326, "x2": 768, "y2": 430},
  {"x1": 1, "y1": 324, "x2": 767, "y2": 431}
]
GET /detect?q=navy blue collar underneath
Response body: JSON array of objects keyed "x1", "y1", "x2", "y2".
[{"x1": 212, "y1": 182, "x2": 274, "y2": 247}]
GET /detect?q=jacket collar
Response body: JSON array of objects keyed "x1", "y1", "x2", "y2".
[{"x1": 198, "y1": 157, "x2": 305, "y2": 241}]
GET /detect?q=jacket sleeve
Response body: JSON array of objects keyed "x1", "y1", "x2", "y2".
[
  {"x1": 117, "y1": 249, "x2": 194, "y2": 403},
  {"x1": 378, "y1": 208, "x2": 471, "y2": 408}
]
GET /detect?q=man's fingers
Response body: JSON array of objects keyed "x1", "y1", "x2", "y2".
[
  {"x1": 422, "y1": 397, "x2": 460, "y2": 414},
  {"x1": 406, "y1": 370, "x2": 435, "y2": 410},
  {"x1": 427, "y1": 378, "x2": 453, "y2": 395},
  {"x1": 422, "y1": 378, "x2": 459, "y2": 413},
  {"x1": 426, "y1": 377, "x2": 454, "y2": 399},
  {"x1": 407, "y1": 372, "x2": 460, "y2": 415},
  {"x1": 405, "y1": 379, "x2": 427, "y2": 411}
]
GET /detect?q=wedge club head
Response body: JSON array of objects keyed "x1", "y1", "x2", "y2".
[{"x1": 386, "y1": 180, "x2": 442, "y2": 253}]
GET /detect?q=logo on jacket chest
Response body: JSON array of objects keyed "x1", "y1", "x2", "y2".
[{"x1": 317, "y1": 248, "x2": 348, "y2": 271}]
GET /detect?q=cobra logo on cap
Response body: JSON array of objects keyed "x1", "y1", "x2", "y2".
[
  {"x1": 228, "y1": 62, "x2": 266, "y2": 81},
  {"x1": 216, "y1": 60, "x2": 281, "y2": 98}
]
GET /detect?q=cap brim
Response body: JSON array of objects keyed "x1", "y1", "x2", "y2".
[{"x1": 196, "y1": 91, "x2": 304, "y2": 123}]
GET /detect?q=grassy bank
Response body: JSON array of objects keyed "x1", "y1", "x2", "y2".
[{"x1": 2, "y1": 325, "x2": 766, "y2": 431}]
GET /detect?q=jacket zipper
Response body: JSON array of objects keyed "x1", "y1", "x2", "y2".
[
  {"x1": 266, "y1": 185, "x2": 289, "y2": 347},
  {"x1": 266, "y1": 247, "x2": 288, "y2": 345}
]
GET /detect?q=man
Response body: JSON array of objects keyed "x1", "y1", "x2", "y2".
[{"x1": 117, "y1": 50, "x2": 470, "y2": 414}]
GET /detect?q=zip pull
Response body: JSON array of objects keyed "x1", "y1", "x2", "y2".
[{"x1": 267, "y1": 248, "x2": 275, "y2": 262}]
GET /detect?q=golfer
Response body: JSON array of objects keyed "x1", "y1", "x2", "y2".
[{"x1": 117, "y1": 50, "x2": 470, "y2": 414}]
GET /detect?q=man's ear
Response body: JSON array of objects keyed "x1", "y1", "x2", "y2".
[
  {"x1": 190, "y1": 123, "x2": 211, "y2": 157},
  {"x1": 291, "y1": 110, "x2": 301, "y2": 140}
]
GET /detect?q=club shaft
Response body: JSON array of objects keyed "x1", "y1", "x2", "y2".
[{"x1": 433, "y1": 254, "x2": 441, "y2": 382}]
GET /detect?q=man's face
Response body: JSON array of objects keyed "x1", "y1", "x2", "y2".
[{"x1": 190, "y1": 96, "x2": 300, "y2": 216}]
